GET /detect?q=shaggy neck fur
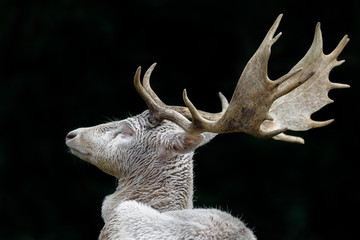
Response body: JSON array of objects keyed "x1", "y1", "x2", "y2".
[{"x1": 102, "y1": 153, "x2": 194, "y2": 222}]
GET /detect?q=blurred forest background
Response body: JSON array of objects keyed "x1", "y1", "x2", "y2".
[{"x1": 0, "y1": 0, "x2": 359, "y2": 239}]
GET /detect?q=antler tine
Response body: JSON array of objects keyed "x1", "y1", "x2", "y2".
[
  {"x1": 272, "y1": 70, "x2": 315, "y2": 99},
  {"x1": 272, "y1": 67, "x2": 303, "y2": 88},
  {"x1": 134, "y1": 65, "x2": 193, "y2": 129},
  {"x1": 218, "y1": 92, "x2": 229, "y2": 113},
  {"x1": 134, "y1": 67, "x2": 157, "y2": 110},
  {"x1": 329, "y1": 33, "x2": 350, "y2": 60},
  {"x1": 258, "y1": 13, "x2": 283, "y2": 47},
  {"x1": 182, "y1": 89, "x2": 217, "y2": 134},
  {"x1": 142, "y1": 63, "x2": 167, "y2": 107},
  {"x1": 329, "y1": 34, "x2": 350, "y2": 90}
]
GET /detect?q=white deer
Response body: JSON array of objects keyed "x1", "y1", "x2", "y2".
[{"x1": 65, "y1": 15, "x2": 349, "y2": 240}]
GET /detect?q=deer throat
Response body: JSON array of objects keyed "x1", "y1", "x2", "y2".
[{"x1": 101, "y1": 154, "x2": 194, "y2": 223}]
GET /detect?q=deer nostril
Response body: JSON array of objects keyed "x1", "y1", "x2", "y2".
[{"x1": 66, "y1": 132, "x2": 77, "y2": 142}]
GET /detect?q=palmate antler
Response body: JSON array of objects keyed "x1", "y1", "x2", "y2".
[{"x1": 134, "y1": 14, "x2": 349, "y2": 144}]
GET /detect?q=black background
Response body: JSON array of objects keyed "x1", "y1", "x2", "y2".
[{"x1": 0, "y1": 0, "x2": 359, "y2": 239}]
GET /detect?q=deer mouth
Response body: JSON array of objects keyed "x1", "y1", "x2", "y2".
[
  {"x1": 66, "y1": 139, "x2": 91, "y2": 160},
  {"x1": 68, "y1": 147, "x2": 91, "y2": 160}
]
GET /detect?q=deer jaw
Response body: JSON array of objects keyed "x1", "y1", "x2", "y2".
[{"x1": 66, "y1": 110, "x2": 216, "y2": 221}]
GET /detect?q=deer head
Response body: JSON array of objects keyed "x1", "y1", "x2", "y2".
[{"x1": 66, "y1": 110, "x2": 215, "y2": 178}]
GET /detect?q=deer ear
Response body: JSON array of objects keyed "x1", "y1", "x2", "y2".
[{"x1": 171, "y1": 132, "x2": 216, "y2": 154}]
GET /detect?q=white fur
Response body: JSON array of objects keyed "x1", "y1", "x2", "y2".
[
  {"x1": 66, "y1": 110, "x2": 256, "y2": 239},
  {"x1": 99, "y1": 201, "x2": 256, "y2": 240}
]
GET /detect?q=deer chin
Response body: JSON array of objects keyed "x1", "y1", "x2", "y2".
[
  {"x1": 69, "y1": 148, "x2": 91, "y2": 161},
  {"x1": 66, "y1": 140, "x2": 91, "y2": 161}
]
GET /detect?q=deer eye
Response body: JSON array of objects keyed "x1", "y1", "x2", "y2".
[{"x1": 113, "y1": 124, "x2": 135, "y2": 138}]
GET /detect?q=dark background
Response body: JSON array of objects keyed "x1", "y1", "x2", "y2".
[{"x1": 0, "y1": 0, "x2": 359, "y2": 239}]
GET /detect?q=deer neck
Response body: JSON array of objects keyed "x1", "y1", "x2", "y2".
[{"x1": 101, "y1": 153, "x2": 194, "y2": 222}]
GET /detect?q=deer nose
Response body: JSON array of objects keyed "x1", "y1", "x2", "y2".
[{"x1": 65, "y1": 131, "x2": 78, "y2": 142}]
